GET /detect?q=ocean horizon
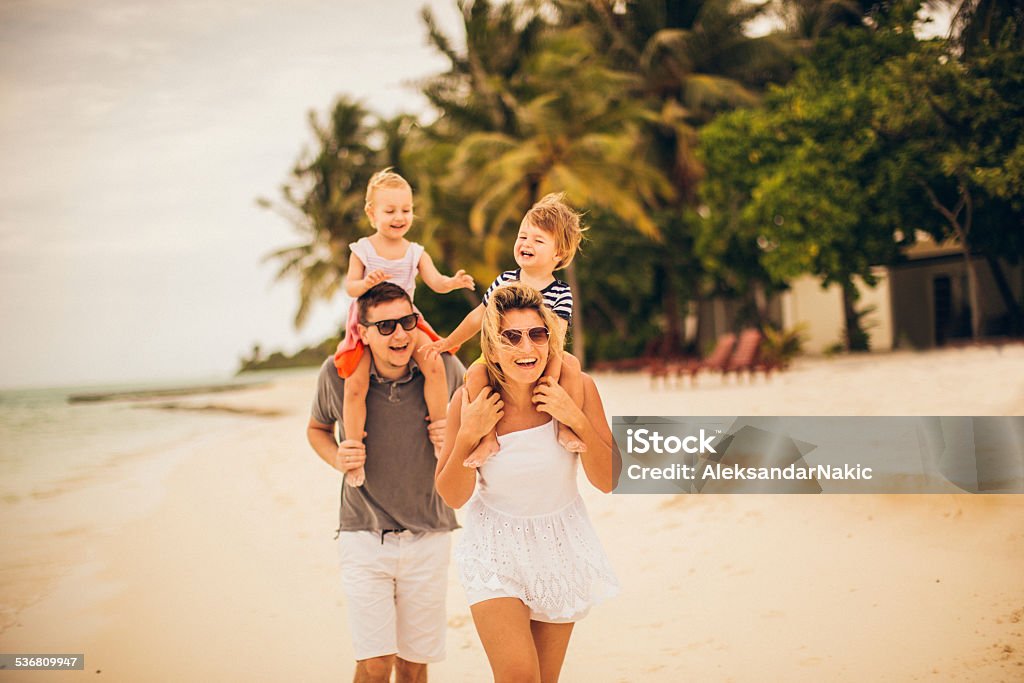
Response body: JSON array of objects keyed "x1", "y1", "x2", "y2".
[{"x1": 0, "y1": 368, "x2": 315, "y2": 506}]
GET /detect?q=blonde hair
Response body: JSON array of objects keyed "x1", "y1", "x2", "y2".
[
  {"x1": 364, "y1": 167, "x2": 412, "y2": 211},
  {"x1": 480, "y1": 282, "x2": 565, "y2": 396},
  {"x1": 521, "y1": 192, "x2": 585, "y2": 269}
]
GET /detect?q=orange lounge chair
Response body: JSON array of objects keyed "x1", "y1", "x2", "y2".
[
  {"x1": 659, "y1": 332, "x2": 738, "y2": 386},
  {"x1": 723, "y1": 328, "x2": 764, "y2": 379}
]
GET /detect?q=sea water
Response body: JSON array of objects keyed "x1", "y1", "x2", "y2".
[
  {"x1": 0, "y1": 373, "x2": 296, "y2": 632},
  {"x1": 0, "y1": 376, "x2": 269, "y2": 506}
]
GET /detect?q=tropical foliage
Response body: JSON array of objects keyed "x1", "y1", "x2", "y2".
[{"x1": 261, "y1": 0, "x2": 1022, "y2": 366}]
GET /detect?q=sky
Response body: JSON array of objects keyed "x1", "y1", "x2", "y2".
[
  {"x1": 0, "y1": 0, "x2": 462, "y2": 389},
  {"x1": 0, "y1": 1, "x2": 953, "y2": 390}
]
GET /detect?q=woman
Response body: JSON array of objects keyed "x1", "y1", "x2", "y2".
[{"x1": 435, "y1": 283, "x2": 620, "y2": 683}]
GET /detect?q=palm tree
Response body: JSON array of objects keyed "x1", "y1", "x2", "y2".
[
  {"x1": 559, "y1": 1, "x2": 796, "y2": 349},
  {"x1": 420, "y1": 0, "x2": 547, "y2": 137},
  {"x1": 411, "y1": 0, "x2": 551, "y2": 301},
  {"x1": 261, "y1": 97, "x2": 396, "y2": 328},
  {"x1": 448, "y1": 25, "x2": 672, "y2": 365}
]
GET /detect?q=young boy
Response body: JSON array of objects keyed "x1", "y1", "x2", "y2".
[{"x1": 426, "y1": 193, "x2": 586, "y2": 465}]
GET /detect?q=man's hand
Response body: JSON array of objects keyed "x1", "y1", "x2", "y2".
[
  {"x1": 334, "y1": 439, "x2": 366, "y2": 473},
  {"x1": 426, "y1": 417, "x2": 447, "y2": 458},
  {"x1": 422, "y1": 337, "x2": 451, "y2": 362}
]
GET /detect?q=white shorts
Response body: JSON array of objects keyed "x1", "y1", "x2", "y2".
[
  {"x1": 464, "y1": 585, "x2": 588, "y2": 624},
  {"x1": 338, "y1": 530, "x2": 451, "y2": 663}
]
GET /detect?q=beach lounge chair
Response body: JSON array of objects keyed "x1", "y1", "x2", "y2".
[
  {"x1": 723, "y1": 328, "x2": 763, "y2": 379},
  {"x1": 671, "y1": 332, "x2": 737, "y2": 385}
]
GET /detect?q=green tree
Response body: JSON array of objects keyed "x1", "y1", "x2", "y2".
[
  {"x1": 947, "y1": 0, "x2": 1024, "y2": 57},
  {"x1": 557, "y1": 0, "x2": 797, "y2": 349},
  {"x1": 774, "y1": 0, "x2": 866, "y2": 45},
  {"x1": 874, "y1": 25, "x2": 1024, "y2": 337},
  {"x1": 700, "y1": 13, "x2": 925, "y2": 350}
]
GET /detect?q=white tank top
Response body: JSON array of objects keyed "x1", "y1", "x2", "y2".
[{"x1": 475, "y1": 420, "x2": 579, "y2": 516}]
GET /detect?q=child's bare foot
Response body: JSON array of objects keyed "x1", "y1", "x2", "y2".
[
  {"x1": 346, "y1": 467, "x2": 366, "y2": 487},
  {"x1": 463, "y1": 432, "x2": 500, "y2": 468},
  {"x1": 557, "y1": 423, "x2": 587, "y2": 453}
]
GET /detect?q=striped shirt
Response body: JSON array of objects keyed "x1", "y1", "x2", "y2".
[{"x1": 482, "y1": 269, "x2": 573, "y2": 324}]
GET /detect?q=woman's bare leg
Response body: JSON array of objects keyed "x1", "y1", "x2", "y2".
[
  {"x1": 532, "y1": 620, "x2": 575, "y2": 683},
  {"x1": 470, "y1": 598, "x2": 541, "y2": 683}
]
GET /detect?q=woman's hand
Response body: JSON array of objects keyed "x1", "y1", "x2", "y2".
[
  {"x1": 458, "y1": 387, "x2": 504, "y2": 446},
  {"x1": 532, "y1": 377, "x2": 583, "y2": 430}
]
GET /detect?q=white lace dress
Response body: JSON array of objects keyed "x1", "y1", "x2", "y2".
[{"x1": 454, "y1": 420, "x2": 620, "y2": 623}]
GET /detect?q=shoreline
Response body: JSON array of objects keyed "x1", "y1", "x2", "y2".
[{"x1": 67, "y1": 382, "x2": 270, "y2": 404}]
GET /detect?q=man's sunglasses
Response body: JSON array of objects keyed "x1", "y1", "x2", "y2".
[
  {"x1": 499, "y1": 326, "x2": 550, "y2": 347},
  {"x1": 361, "y1": 312, "x2": 420, "y2": 336}
]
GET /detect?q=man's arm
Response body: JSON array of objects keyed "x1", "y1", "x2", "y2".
[
  {"x1": 308, "y1": 418, "x2": 366, "y2": 475},
  {"x1": 308, "y1": 362, "x2": 367, "y2": 475}
]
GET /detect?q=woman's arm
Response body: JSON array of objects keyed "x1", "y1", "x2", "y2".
[
  {"x1": 418, "y1": 252, "x2": 474, "y2": 294},
  {"x1": 435, "y1": 386, "x2": 505, "y2": 508},
  {"x1": 532, "y1": 374, "x2": 619, "y2": 493}
]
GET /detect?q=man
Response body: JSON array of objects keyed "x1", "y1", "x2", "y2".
[{"x1": 307, "y1": 282, "x2": 465, "y2": 683}]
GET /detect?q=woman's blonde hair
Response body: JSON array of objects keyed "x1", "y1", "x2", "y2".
[
  {"x1": 480, "y1": 282, "x2": 565, "y2": 396},
  {"x1": 364, "y1": 167, "x2": 412, "y2": 210}
]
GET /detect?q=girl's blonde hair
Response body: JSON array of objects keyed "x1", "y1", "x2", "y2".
[
  {"x1": 364, "y1": 167, "x2": 412, "y2": 210},
  {"x1": 480, "y1": 282, "x2": 565, "y2": 396},
  {"x1": 521, "y1": 192, "x2": 586, "y2": 270}
]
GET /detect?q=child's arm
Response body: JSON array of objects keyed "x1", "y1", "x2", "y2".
[
  {"x1": 532, "y1": 375, "x2": 617, "y2": 492},
  {"x1": 344, "y1": 252, "x2": 388, "y2": 298},
  {"x1": 435, "y1": 386, "x2": 504, "y2": 508},
  {"x1": 423, "y1": 303, "x2": 485, "y2": 356},
  {"x1": 542, "y1": 317, "x2": 571, "y2": 381},
  {"x1": 417, "y1": 252, "x2": 474, "y2": 294}
]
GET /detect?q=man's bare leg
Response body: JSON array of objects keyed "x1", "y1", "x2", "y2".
[
  {"x1": 354, "y1": 655, "x2": 394, "y2": 683},
  {"x1": 395, "y1": 657, "x2": 428, "y2": 683}
]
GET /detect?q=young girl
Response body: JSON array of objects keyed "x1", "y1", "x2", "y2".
[
  {"x1": 336, "y1": 168, "x2": 474, "y2": 486},
  {"x1": 426, "y1": 193, "x2": 586, "y2": 466}
]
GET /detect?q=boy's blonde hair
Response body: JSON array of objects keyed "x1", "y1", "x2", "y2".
[
  {"x1": 521, "y1": 192, "x2": 585, "y2": 270},
  {"x1": 364, "y1": 167, "x2": 412, "y2": 210},
  {"x1": 480, "y1": 283, "x2": 565, "y2": 396}
]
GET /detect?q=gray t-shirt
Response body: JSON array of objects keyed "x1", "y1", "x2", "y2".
[{"x1": 311, "y1": 353, "x2": 465, "y2": 533}]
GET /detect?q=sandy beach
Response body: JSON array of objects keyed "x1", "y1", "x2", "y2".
[{"x1": 2, "y1": 345, "x2": 1023, "y2": 682}]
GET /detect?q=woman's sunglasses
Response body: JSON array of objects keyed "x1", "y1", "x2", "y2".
[
  {"x1": 499, "y1": 326, "x2": 550, "y2": 347},
  {"x1": 361, "y1": 312, "x2": 420, "y2": 336}
]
